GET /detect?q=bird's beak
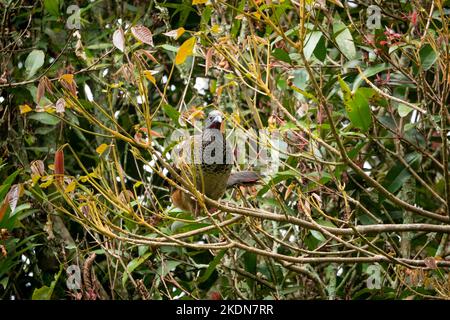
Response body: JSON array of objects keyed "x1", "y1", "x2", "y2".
[
  {"x1": 213, "y1": 115, "x2": 222, "y2": 124},
  {"x1": 209, "y1": 115, "x2": 223, "y2": 129}
]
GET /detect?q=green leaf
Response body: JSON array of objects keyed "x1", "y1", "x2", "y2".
[
  {"x1": 199, "y1": 2, "x2": 212, "y2": 25},
  {"x1": 352, "y1": 63, "x2": 390, "y2": 91},
  {"x1": 198, "y1": 249, "x2": 226, "y2": 283},
  {"x1": 162, "y1": 104, "x2": 180, "y2": 123},
  {"x1": 344, "y1": 87, "x2": 375, "y2": 132},
  {"x1": 347, "y1": 141, "x2": 367, "y2": 159},
  {"x1": 398, "y1": 103, "x2": 413, "y2": 117},
  {"x1": 32, "y1": 266, "x2": 62, "y2": 300},
  {"x1": 313, "y1": 35, "x2": 327, "y2": 61},
  {"x1": 25, "y1": 50, "x2": 45, "y2": 79},
  {"x1": 290, "y1": 69, "x2": 309, "y2": 101},
  {"x1": 160, "y1": 44, "x2": 178, "y2": 52},
  {"x1": 0, "y1": 169, "x2": 20, "y2": 202},
  {"x1": 257, "y1": 170, "x2": 300, "y2": 197},
  {"x1": 243, "y1": 251, "x2": 257, "y2": 275},
  {"x1": 272, "y1": 48, "x2": 291, "y2": 63},
  {"x1": 243, "y1": 251, "x2": 257, "y2": 290},
  {"x1": 0, "y1": 277, "x2": 8, "y2": 289},
  {"x1": 86, "y1": 43, "x2": 113, "y2": 50},
  {"x1": 419, "y1": 44, "x2": 437, "y2": 71},
  {"x1": 32, "y1": 286, "x2": 53, "y2": 300},
  {"x1": 127, "y1": 252, "x2": 152, "y2": 274},
  {"x1": 383, "y1": 153, "x2": 421, "y2": 193},
  {"x1": 156, "y1": 260, "x2": 181, "y2": 278},
  {"x1": 231, "y1": 0, "x2": 246, "y2": 38},
  {"x1": 309, "y1": 220, "x2": 336, "y2": 243},
  {"x1": 338, "y1": 75, "x2": 351, "y2": 100},
  {"x1": 310, "y1": 230, "x2": 326, "y2": 242},
  {"x1": 333, "y1": 21, "x2": 356, "y2": 60},
  {"x1": 28, "y1": 112, "x2": 60, "y2": 125},
  {"x1": 44, "y1": 0, "x2": 60, "y2": 17},
  {"x1": 122, "y1": 251, "x2": 152, "y2": 287},
  {"x1": 303, "y1": 31, "x2": 322, "y2": 60}
]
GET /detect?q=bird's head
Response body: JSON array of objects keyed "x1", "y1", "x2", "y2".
[{"x1": 204, "y1": 110, "x2": 225, "y2": 131}]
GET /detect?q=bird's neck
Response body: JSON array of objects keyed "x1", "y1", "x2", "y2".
[{"x1": 202, "y1": 128, "x2": 224, "y2": 145}]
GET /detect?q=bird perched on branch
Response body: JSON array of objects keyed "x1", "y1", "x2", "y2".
[{"x1": 171, "y1": 110, "x2": 261, "y2": 214}]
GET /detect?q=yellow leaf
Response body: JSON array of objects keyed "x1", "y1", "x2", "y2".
[
  {"x1": 48, "y1": 164, "x2": 55, "y2": 170},
  {"x1": 88, "y1": 171, "x2": 100, "y2": 179},
  {"x1": 110, "y1": 83, "x2": 123, "y2": 89},
  {"x1": 252, "y1": 12, "x2": 261, "y2": 20},
  {"x1": 143, "y1": 70, "x2": 156, "y2": 84},
  {"x1": 96, "y1": 143, "x2": 109, "y2": 155},
  {"x1": 192, "y1": 0, "x2": 208, "y2": 4},
  {"x1": 19, "y1": 104, "x2": 32, "y2": 114},
  {"x1": 176, "y1": 28, "x2": 186, "y2": 39},
  {"x1": 175, "y1": 37, "x2": 196, "y2": 65},
  {"x1": 188, "y1": 109, "x2": 205, "y2": 121},
  {"x1": 39, "y1": 177, "x2": 54, "y2": 189},
  {"x1": 44, "y1": 104, "x2": 56, "y2": 113},
  {"x1": 32, "y1": 174, "x2": 41, "y2": 186},
  {"x1": 60, "y1": 74, "x2": 74, "y2": 84},
  {"x1": 232, "y1": 112, "x2": 241, "y2": 125},
  {"x1": 134, "y1": 181, "x2": 143, "y2": 188},
  {"x1": 163, "y1": 28, "x2": 186, "y2": 40},
  {"x1": 64, "y1": 180, "x2": 76, "y2": 193}
]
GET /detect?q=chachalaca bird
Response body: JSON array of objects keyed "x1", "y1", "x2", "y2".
[{"x1": 171, "y1": 110, "x2": 261, "y2": 214}]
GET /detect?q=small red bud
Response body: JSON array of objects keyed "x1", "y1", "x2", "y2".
[
  {"x1": 210, "y1": 291, "x2": 221, "y2": 300},
  {"x1": 54, "y1": 149, "x2": 65, "y2": 185}
]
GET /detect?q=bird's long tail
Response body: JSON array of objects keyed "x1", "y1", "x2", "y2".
[{"x1": 226, "y1": 171, "x2": 263, "y2": 189}]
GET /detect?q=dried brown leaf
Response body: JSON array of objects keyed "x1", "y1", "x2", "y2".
[
  {"x1": 37, "y1": 78, "x2": 46, "y2": 103},
  {"x1": 205, "y1": 47, "x2": 214, "y2": 75},
  {"x1": 31, "y1": 160, "x2": 45, "y2": 176}
]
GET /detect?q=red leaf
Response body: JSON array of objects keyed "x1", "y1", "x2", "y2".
[
  {"x1": 0, "y1": 198, "x2": 9, "y2": 222},
  {"x1": 138, "y1": 49, "x2": 158, "y2": 63}
]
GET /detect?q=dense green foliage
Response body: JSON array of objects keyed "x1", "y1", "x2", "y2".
[{"x1": 1, "y1": 0, "x2": 450, "y2": 299}]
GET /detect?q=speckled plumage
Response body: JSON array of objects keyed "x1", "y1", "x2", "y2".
[{"x1": 172, "y1": 111, "x2": 233, "y2": 214}]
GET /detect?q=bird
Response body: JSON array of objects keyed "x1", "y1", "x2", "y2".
[{"x1": 171, "y1": 110, "x2": 261, "y2": 214}]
